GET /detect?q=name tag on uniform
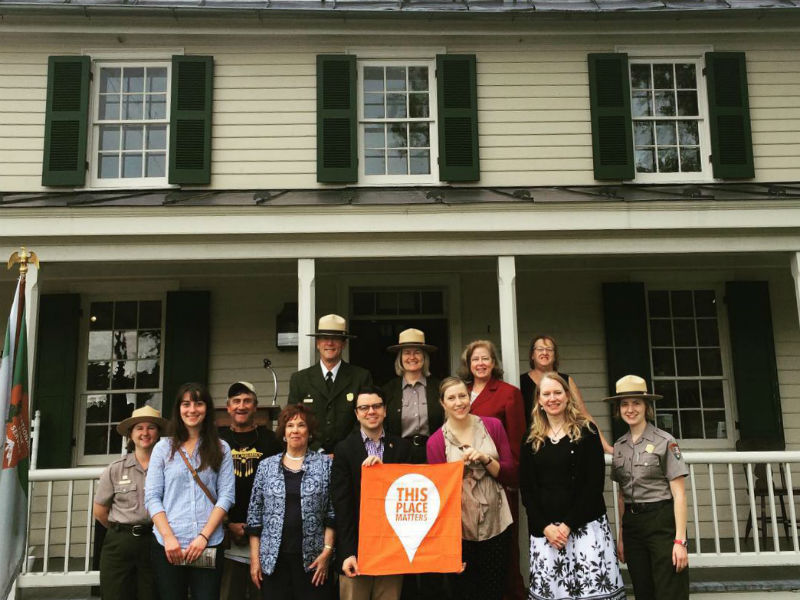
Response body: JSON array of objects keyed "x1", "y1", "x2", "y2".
[{"x1": 303, "y1": 396, "x2": 314, "y2": 403}]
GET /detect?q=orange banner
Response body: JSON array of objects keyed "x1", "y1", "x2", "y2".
[{"x1": 357, "y1": 462, "x2": 463, "y2": 575}]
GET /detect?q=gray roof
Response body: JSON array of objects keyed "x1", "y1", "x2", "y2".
[
  {"x1": 0, "y1": 0, "x2": 799, "y2": 11},
  {"x1": 3, "y1": 183, "x2": 800, "y2": 208}
]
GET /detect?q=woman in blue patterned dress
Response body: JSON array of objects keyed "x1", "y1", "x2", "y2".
[
  {"x1": 247, "y1": 404, "x2": 335, "y2": 600},
  {"x1": 519, "y1": 372, "x2": 625, "y2": 600}
]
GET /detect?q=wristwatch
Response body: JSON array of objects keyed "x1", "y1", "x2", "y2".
[{"x1": 674, "y1": 539, "x2": 688, "y2": 547}]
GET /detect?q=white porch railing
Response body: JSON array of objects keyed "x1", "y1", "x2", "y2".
[{"x1": 15, "y1": 451, "x2": 800, "y2": 590}]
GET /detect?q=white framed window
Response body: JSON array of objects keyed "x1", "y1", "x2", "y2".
[
  {"x1": 88, "y1": 61, "x2": 171, "y2": 188},
  {"x1": 624, "y1": 48, "x2": 713, "y2": 183},
  {"x1": 646, "y1": 287, "x2": 735, "y2": 446},
  {"x1": 358, "y1": 59, "x2": 439, "y2": 185},
  {"x1": 76, "y1": 297, "x2": 165, "y2": 465}
]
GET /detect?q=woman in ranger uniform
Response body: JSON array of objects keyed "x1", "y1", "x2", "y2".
[{"x1": 607, "y1": 375, "x2": 690, "y2": 600}]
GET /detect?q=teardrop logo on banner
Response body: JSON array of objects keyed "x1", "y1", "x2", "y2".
[{"x1": 384, "y1": 473, "x2": 441, "y2": 563}]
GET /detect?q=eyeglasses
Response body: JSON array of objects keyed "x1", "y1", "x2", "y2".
[
  {"x1": 534, "y1": 347, "x2": 554, "y2": 354},
  {"x1": 356, "y1": 402, "x2": 384, "y2": 414}
]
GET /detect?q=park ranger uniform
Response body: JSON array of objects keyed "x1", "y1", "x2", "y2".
[
  {"x1": 94, "y1": 453, "x2": 156, "y2": 600},
  {"x1": 611, "y1": 422, "x2": 689, "y2": 600}
]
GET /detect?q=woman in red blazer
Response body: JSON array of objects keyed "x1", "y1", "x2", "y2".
[{"x1": 459, "y1": 339, "x2": 526, "y2": 600}]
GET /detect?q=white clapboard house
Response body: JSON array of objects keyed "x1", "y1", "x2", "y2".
[{"x1": 0, "y1": 0, "x2": 799, "y2": 590}]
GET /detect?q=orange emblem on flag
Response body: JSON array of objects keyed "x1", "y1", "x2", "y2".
[{"x1": 357, "y1": 462, "x2": 463, "y2": 575}]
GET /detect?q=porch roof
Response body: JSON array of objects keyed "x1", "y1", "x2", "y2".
[{"x1": 3, "y1": 182, "x2": 800, "y2": 209}]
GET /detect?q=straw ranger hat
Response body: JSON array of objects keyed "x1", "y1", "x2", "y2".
[
  {"x1": 603, "y1": 374, "x2": 663, "y2": 402},
  {"x1": 387, "y1": 328, "x2": 437, "y2": 353},
  {"x1": 116, "y1": 405, "x2": 168, "y2": 436},
  {"x1": 307, "y1": 314, "x2": 356, "y2": 339}
]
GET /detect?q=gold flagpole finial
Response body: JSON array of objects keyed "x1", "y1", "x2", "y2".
[{"x1": 7, "y1": 247, "x2": 39, "y2": 275}]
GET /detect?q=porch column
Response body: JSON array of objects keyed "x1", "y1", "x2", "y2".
[
  {"x1": 792, "y1": 252, "x2": 800, "y2": 328},
  {"x1": 497, "y1": 256, "x2": 520, "y2": 385},
  {"x1": 298, "y1": 258, "x2": 316, "y2": 370}
]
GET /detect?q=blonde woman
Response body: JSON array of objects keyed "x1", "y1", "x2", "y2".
[{"x1": 519, "y1": 373, "x2": 624, "y2": 600}]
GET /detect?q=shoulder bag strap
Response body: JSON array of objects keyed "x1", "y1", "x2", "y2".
[{"x1": 179, "y1": 447, "x2": 217, "y2": 505}]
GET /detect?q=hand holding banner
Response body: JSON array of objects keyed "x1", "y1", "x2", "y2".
[{"x1": 357, "y1": 462, "x2": 462, "y2": 576}]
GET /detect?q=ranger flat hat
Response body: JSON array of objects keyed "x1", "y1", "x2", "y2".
[
  {"x1": 116, "y1": 405, "x2": 168, "y2": 436},
  {"x1": 387, "y1": 328, "x2": 437, "y2": 353},
  {"x1": 307, "y1": 314, "x2": 356, "y2": 339},
  {"x1": 603, "y1": 374, "x2": 663, "y2": 402}
]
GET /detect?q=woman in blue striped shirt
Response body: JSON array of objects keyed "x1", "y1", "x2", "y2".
[{"x1": 145, "y1": 382, "x2": 235, "y2": 600}]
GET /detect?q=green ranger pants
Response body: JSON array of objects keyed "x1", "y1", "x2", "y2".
[
  {"x1": 99, "y1": 527, "x2": 157, "y2": 600},
  {"x1": 622, "y1": 502, "x2": 689, "y2": 600}
]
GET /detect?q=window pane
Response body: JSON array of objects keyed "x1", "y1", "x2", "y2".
[
  {"x1": 110, "y1": 393, "x2": 135, "y2": 422},
  {"x1": 397, "y1": 291, "x2": 419, "y2": 315},
  {"x1": 100, "y1": 126, "x2": 120, "y2": 151},
  {"x1": 420, "y1": 291, "x2": 443, "y2": 314},
  {"x1": 701, "y1": 380, "x2": 725, "y2": 408},
  {"x1": 697, "y1": 319, "x2": 719, "y2": 346},
  {"x1": 139, "y1": 301, "x2": 162, "y2": 328},
  {"x1": 678, "y1": 121, "x2": 699, "y2": 146},
  {"x1": 680, "y1": 411, "x2": 703, "y2": 438},
  {"x1": 658, "y1": 147, "x2": 678, "y2": 173},
  {"x1": 387, "y1": 149, "x2": 408, "y2": 175},
  {"x1": 386, "y1": 67, "x2": 406, "y2": 91},
  {"x1": 109, "y1": 429, "x2": 124, "y2": 455},
  {"x1": 87, "y1": 361, "x2": 111, "y2": 390},
  {"x1": 650, "y1": 319, "x2": 672, "y2": 347},
  {"x1": 147, "y1": 67, "x2": 167, "y2": 93},
  {"x1": 137, "y1": 392, "x2": 162, "y2": 410},
  {"x1": 90, "y1": 302, "x2": 113, "y2": 330},
  {"x1": 122, "y1": 154, "x2": 143, "y2": 178},
  {"x1": 630, "y1": 64, "x2": 651, "y2": 89},
  {"x1": 676, "y1": 64, "x2": 696, "y2": 89},
  {"x1": 657, "y1": 411, "x2": 678, "y2": 437},
  {"x1": 136, "y1": 359, "x2": 160, "y2": 389},
  {"x1": 84, "y1": 426, "x2": 108, "y2": 455},
  {"x1": 654, "y1": 380, "x2": 677, "y2": 409},
  {"x1": 123, "y1": 126, "x2": 144, "y2": 151},
  {"x1": 88, "y1": 331, "x2": 112, "y2": 361},
  {"x1": 409, "y1": 67, "x2": 428, "y2": 91},
  {"x1": 138, "y1": 330, "x2": 160, "y2": 358},
  {"x1": 99, "y1": 155, "x2": 119, "y2": 179},
  {"x1": 652, "y1": 349, "x2": 675, "y2": 376},
  {"x1": 387, "y1": 123, "x2": 407, "y2": 148},
  {"x1": 677, "y1": 91, "x2": 698, "y2": 116},
  {"x1": 632, "y1": 91, "x2": 652, "y2": 117},
  {"x1": 635, "y1": 149, "x2": 655, "y2": 173},
  {"x1": 124, "y1": 67, "x2": 145, "y2": 93},
  {"x1": 677, "y1": 380, "x2": 700, "y2": 408},
  {"x1": 99, "y1": 95, "x2": 120, "y2": 120},
  {"x1": 364, "y1": 67, "x2": 384, "y2": 92},
  {"x1": 704, "y1": 411, "x2": 727, "y2": 439},
  {"x1": 694, "y1": 290, "x2": 716, "y2": 317},
  {"x1": 409, "y1": 93, "x2": 429, "y2": 118},
  {"x1": 409, "y1": 123, "x2": 429, "y2": 148},
  {"x1": 671, "y1": 291, "x2": 693, "y2": 317},
  {"x1": 656, "y1": 122, "x2": 677, "y2": 146},
  {"x1": 386, "y1": 93, "x2": 406, "y2": 118},
  {"x1": 123, "y1": 95, "x2": 144, "y2": 120},
  {"x1": 653, "y1": 64, "x2": 674, "y2": 89},
  {"x1": 409, "y1": 150, "x2": 430, "y2": 175},
  {"x1": 376, "y1": 291, "x2": 396, "y2": 315},
  {"x1": 673, "y1": 319, "x2": 696, "y2": 346},
  {"x1": 113, "y1": 330, "x2": 137, "y2": 360},
  {"x1": 352, "y1": 292, "x2": 374, "y2": 315},
  {"x1": 111, "y1": 360, "x2": 136, "y2": 389},
  {"x1": 147, "y1": 94, "x2": 167, "y2": 120},
  {"x1": 680, "y1": 147, "x2": 701, "y2": 172},
  {"x1": 648, "y1": 291, "x2": 670, "y2": 317},
  {"x1": 146, "y1": 154, "x2": 166, "y2": 178},
  {"x1": 86, "y1": 394, "x2": 109, "y2": 423},
  {"x1": 699, "y1": 349, "x2": 723, "y2": 376},
  {"x1": 365, "y1": 149, "x2": 385, "y2": 175},
  {"x1": 115, "y1": 301, "x2": 137, "y2": 329},
  {"x1": 654, "y1": 91, "x2": 675, "y2": 116},
  {"x1": 100, "y1": 68, "x2": 121, "y2": 93},
  {"x1": 364, "y1": 93, "x2": 384, "y2": 118},
  {"x1": 364, "y1": 124, "x2": 385, "y2": 149},
  {"x1": 675, "y1": 348, "x2": 699, "y2": 376},
  {"x1": 634, "y1": 122, "x2": 654, "y2": 146}
]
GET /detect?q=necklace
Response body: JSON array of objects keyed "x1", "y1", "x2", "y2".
[
  {"x1": 285, "y1": 451, "x2": 306, "y2": 461},
  {"x1": 548, "y1": 423, "x2": 565, "y2": 443}
]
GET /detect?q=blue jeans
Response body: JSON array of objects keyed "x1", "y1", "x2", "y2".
[{"x1": 150, "y1": 537, "x2": 223, "y2": 600}]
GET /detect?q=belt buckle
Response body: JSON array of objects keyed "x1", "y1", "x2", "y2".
[{"x1": 131, "y1": 525, "x2": 145, "y2": 537}]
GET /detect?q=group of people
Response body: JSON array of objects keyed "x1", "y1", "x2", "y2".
[{"x1": 92, "y1": 313, "x2": 689, "y2": 600}]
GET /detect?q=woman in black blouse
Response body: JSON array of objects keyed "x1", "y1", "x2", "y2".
[{"x1": 519, "y1": 372, "x2": 624, "y2": 600}]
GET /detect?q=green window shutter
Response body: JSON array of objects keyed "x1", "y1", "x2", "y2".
[
  {"x1": 588, "y1": 54, "x2": 634, "y2": 181},
  {"x1": 162, "y1": 291, "x2": 211, "y2": 418},
  {"x1": 316, "y1": 55, "x2": 357, "y2": 183},
  {"x1": 169, "y1": 55, "x2": 213, "y2": 185},
  {"x1": 33, "y1": 294, "x2": 80, "y2": 468},
  {"x1": 725, "y1": 282, "x2": 783, "y2": 445},
  {"x1": 602, "y1": 282, "x2": 652, "y2": 441},
  {"x1": 436, "y1": 54, "x2": 480, "y2": 182},
  {"x1": 706, "y1": 52, "x2": 754, "y2": 179},
  {"x1": 42, "y1": 56, "x2": 90, "y2": 187}
]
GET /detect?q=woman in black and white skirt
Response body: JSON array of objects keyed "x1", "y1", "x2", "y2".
[{"x1": 519, "y1": 372, "x2": 625, "y2": 600}]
